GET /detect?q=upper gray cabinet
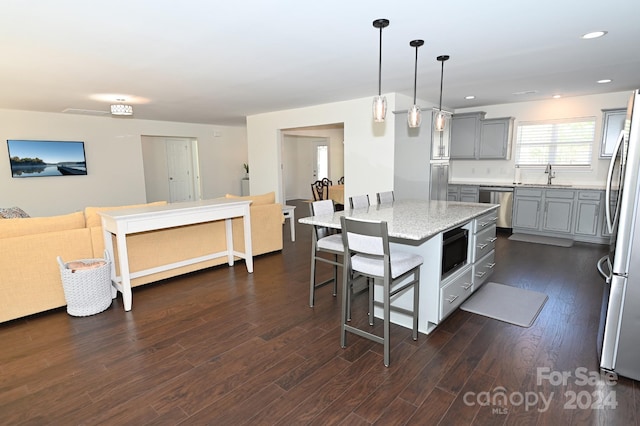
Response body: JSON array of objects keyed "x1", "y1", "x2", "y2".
[
  {"x1": 480, "y1": 117, "x2": 514, "y2": 159},
  {"x1": 450, "y1": 112, "x2": 484, "y2": 159},
  {"x1": 600, "y1": 108, "x2": 626, "y2": 158},
  {"x1": 450, "y1": 112, "x2": 514, "y2": 160}
]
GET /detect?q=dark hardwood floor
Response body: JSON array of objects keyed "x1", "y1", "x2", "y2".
[{"x1": 1, "y1": 199, "x2": 638, "y2": 425}]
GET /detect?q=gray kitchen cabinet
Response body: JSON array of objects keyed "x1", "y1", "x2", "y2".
[
  {"x1": 450, "y1": 112, "x2": 484, "y2": 159},
  {"x1": 430, "y1": 163, "x2": 449, "y2": 201},
  {"x1": 447, "y1": 184, "x2": 478, "y2": 202},
  {"x1": 479, "y1": 117, "x2": 514, "y2": 159},
  {"x1": 460, "y1": 185, "x2": 479, "y2": 202},
  {"x1": 512, "y1": 188, "x2": 543, "y2": 230},
  {"x1": 574, "y1": 191, "x2": 602, "y2": 237},
  {"x1": 431, "y1": 109, "x2": 451, "y2": 160},
  {"x1": 450, "y1": 112, "x2": 514, "y2": 160},
  {"x1": 448, "y1": 184, "x2": 460, "y2": 201},
  {"x1": 513, "y1": 188, "x2": 608, "y2": 244},
  {"x1": 542, "y1": 190, "x2": 575, "y2": 234},
  {"x1": 600, "y1": 108, "x2": 626, "y2": 158}
]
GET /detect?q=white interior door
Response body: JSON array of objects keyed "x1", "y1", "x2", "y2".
[
  {"x1": 166, "y1": 138, "x2": 195, "y2": 203},
  {"x1": 312, "y1": 140, "x2": 329, "y2": 182}
]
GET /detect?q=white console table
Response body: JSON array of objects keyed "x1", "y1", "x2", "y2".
[
  {"x1": 282, "y1": 205, "x2": 296, "y2": 242},
  {"x1": 99, "y1": 198, "x2": 253, "y2": 311}
]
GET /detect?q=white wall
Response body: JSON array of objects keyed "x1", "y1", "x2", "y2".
[
  {"x1": 0, "y1": 109, "x2": 247, "y2": 216},
  {"x1": 247, "y1": 95, "x2": 397, "y2": 205},
  {"x1": 450, "y1": 91, "x2": 631, "y2": 186}
]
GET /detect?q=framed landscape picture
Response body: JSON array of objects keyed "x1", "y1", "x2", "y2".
[{"x1": 7, "y1": 139, "x2": 88, "y2": 178}]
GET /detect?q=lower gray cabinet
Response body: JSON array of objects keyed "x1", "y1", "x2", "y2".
[
  {"x1": 512, "y1": 188, "x2": 542, "y2": 229},
  {"x1": 542, "y1": 190, "x2": 575, "y2": 234},
  {"x1": 574, "y1": 192, "x2": 602, "y2": 237},
  {"x1": 513, "y1": 188, "x2": 608, "y2": 244}
]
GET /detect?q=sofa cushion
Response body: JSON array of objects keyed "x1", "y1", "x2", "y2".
[
  {"x1": 225, "y1": 191, "x2": 275, "y2": 206},
  {"x1": 0, "y1": 206, "x2": 30, "y2": 219},
  {"x1": 84, "y1": 201, "x2": 168, "y2": 227},
  {"x1": 0, "y1": 211, "x2": 85, "y2": 238}
]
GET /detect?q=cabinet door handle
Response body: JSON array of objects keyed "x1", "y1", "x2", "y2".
[
  {"x1": 461, "y1": 283, "x2": 472, "y2": 290},
  {"x1": 488, "y1": 237, "x2": 498, "y2": 243},
  {"x1": 479, "y1": 221, "x2": 489, "y2": 227},
  {"x1": 486, "y1": 262, "x2": 496, "y2": 269},
  {"x1": 446, "y1": 295, "x2": 459, "y2": 303},
  {"x1": 478, "y1": 243, "x2": 488, "y2": 249},
  {"x1": 475, "y1": 271, "x2": 486, "y2": 278}
]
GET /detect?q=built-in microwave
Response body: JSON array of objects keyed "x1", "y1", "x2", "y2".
[{"x1": 441, "y1": 226, "x2": 469, "y2": 278}]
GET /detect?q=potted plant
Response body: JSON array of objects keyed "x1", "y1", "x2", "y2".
[{"x1": 243, "y1": 163, "x2": 249, "y2": 179}]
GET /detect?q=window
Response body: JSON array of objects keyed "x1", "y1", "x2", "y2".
[{"x1": 515, "y1": 117, "x2": 596, "y2": 166}]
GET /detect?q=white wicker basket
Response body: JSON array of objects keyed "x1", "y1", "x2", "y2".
[{"x1": 57, "y1": 251, "x2": 113, "y2": 317}]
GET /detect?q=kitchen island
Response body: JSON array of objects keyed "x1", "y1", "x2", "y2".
[{"x1": 299, "y1": 199, "x2": 499, "y2": 334}]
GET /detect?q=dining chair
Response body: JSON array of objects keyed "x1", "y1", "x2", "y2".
[
  {"x1": 311, "y1": 180, "x2": 327, "y2": 201},
  {"x1": 340, "y1": 216, "x2": 423, "y2": 367},
  {"x1": 338, "y1": 176, "x2": 344, "y2": 185},
  {"x1": 349, "y1": 194, "x2": 370, "y2": 209},
  {"x1": 308, "y1": 200, "x2": 342, "y2": 307},
  {"x1": 376, "y1": 190, "x2": 395, "y2": 204}
]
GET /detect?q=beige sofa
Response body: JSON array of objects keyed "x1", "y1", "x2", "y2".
[{"x1": 0, "y1": 193, "x2": 283, "y2": 323}]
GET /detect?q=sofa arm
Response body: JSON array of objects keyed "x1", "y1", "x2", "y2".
[{"x1": 0, "y1": 228, "x2": 94, "y2": 323}]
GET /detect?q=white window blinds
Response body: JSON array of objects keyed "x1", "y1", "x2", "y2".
[{"x1": 515, "y1": 118, "x2": 595, "y2": 166}]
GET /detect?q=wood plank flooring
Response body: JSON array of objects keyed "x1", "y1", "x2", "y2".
[{"x1": 1, "y1": 199, "x2": 638, "y2": 425}]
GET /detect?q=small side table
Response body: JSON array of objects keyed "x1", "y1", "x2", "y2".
[{"x1": 282, "y1": 205, "x2": 296, "y2": 242}]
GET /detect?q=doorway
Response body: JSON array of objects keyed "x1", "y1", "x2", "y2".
[
  {"x1": 280, "y1": 124, "x2": 344, "y2": 202},
  {"x1": 141, "y1": 136, "x2": 201, "y2": 203}
]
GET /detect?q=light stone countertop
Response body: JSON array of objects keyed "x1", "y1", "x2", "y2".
[
  {"x1": 449, "y1": 181, "x2": 606, "y2": 191},
  {"x1": 299, "y1": 199, "x2": 499, "y2": 242}
]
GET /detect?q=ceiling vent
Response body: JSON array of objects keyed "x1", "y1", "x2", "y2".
[{"x1": 62, "y1": 108, "x2": 111, "y2": 116}]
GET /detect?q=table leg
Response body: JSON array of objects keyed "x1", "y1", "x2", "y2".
[
  {"x1": 116, "y1": 232, "x2": 133, "y2": 311},
  {"x1": 225, "y1": 218, "x2": 235, "y2": 266},
  {"x1": 243, "y1": 208, "x2": 253, "y2": 273},
  {"x1": 290, "y1": 211, "x2": 296, "y2": 242}
]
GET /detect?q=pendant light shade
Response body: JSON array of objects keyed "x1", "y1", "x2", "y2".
[
  {"x1": 408, "y1": 39, "x2": 424, "y2": 128},
  {"x1": 372, "y1": 18, "x2": 390, "y2": 122},
  {"x1": 435, "y1": 55, "x2": 450, "y2": 132}
]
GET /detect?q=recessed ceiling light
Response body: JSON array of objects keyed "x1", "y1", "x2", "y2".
[
  {"x1": 582, "y1": 31, "x2": 607, "y2": 39},
  {"x1": 598, "y1": 79, "x2": 612, "y2": 84},
  {"x1": 552, "y1": 94, "x2": 562, "y2": 99},
  {"x1": 464, "y1": 95, "x2": 475, "y2": 100}
]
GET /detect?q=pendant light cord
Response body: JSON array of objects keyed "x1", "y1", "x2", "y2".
[
  {"x1": 413, "y1": 46, "x2": 418, "y2": 104},
  {"x1": 378, "y1": 27, "x2": 383, "y2": 96},
  {"x1": 438, "y1": 60, "x2": 444, "y2": 112}
]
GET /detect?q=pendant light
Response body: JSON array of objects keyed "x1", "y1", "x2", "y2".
[
  {"x1": 372, "y1": 18, "x2": 390, "y2": 122},
  {"x1": 408, "y1": 39, "x2": 424, "y2": 128},
  {"x1": 434, "y1": 55, "x2": 450, "y2": 132}
]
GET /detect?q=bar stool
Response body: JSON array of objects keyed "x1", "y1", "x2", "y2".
[
  {"x1": 376, "y1": 190, "x2": 395, "y2": 204},
  {"x1": 309, "y1": 200, "x2": 342, "y2": 307},
  {"x1": 340, "y1": 216, "x2": 423, "y2": 367},
  {"x1": 349, "y1": 194, "x2": 370, "y2": 209}
]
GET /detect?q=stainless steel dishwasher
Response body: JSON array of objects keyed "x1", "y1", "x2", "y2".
[{"x1": 478, "y1": 186, "x2": 513, "y2": 229}]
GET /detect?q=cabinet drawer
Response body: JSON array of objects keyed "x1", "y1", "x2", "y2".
[
  {"x1": 473, "y1": 249, "x2": 496, "y2": 289},
  {"x1": 440, "y1": 267, "x2": 473, "y2": 320},
  {"x1": 473, "y1": 224, "x2": 497, "y2": 262},
  {"x1": 546, "y1": 189, "x2": 575, "y2": 199},
  {"x1": 461, "y1": 186, "x2": 479, "y2": 194},
  {"x1": 578, "y1": 191, "x2": 602, "y2": 201},
  {"x1": 474, "y1": 211, "x2": 498, "y2": 233},
  {"x1": 515, "y1": 188, "x2": 543, "y2": 197}
]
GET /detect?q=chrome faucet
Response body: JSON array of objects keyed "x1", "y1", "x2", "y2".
[{"x1": 545, "y1": 164, "x2": 556, "y2": 185}]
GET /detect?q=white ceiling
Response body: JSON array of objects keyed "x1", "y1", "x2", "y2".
[{"x1": 2, "y1": 0, "x2": 639, "y2": 126}]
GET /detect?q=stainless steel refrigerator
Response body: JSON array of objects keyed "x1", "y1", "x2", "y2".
[{"x1": 597, "y1": 89, "x2": 640, "y2": 380}]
